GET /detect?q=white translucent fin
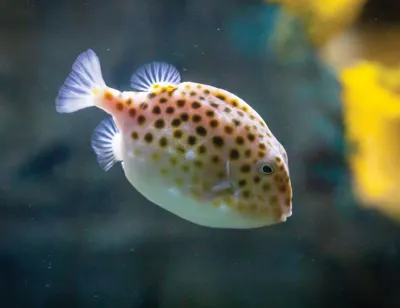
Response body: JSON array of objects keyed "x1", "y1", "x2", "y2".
[
  {"x1": 56, "y1": 49, "x2": 106, "y2": 113},
  {"x1": 130, "y1": 61, "x2": 181, "y2": 92},
  {"x1": 90, "y1": 117, "x2": 123, "y2": 171}
]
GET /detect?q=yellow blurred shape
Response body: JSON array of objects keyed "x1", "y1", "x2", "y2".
[
  {"x1": 342, "y1": 62, "x2": 400, "y2": 218},
  {"x1": 267, "y1": 0, "x2": 366, "y2": 46}
]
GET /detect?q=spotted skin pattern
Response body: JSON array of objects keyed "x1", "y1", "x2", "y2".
[{"x1": 101, "y1": 82, "x2": 292, "y2": 223}]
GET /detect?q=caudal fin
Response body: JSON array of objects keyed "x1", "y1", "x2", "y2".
[{"x1": 56, "y1": 49, "x2": 106, "y2": 113}]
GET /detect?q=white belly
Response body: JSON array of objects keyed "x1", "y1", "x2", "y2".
[{"x1": 121, "y1": 154, "x2": 276, "y2": 229}]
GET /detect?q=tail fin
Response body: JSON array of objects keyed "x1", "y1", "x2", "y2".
[{"x1": 55, "y1": 49, "x2": 106, "y2": 113}]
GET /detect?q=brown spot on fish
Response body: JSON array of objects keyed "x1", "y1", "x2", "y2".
[
  {"x1": 262, "y1": 183, "x2": 271, "y2": 192},
  {"x1": 242, "y1": 190, "x2": 251, "y2": 198},
  {"x1": 131, "y1": 131, "x2": 139, "y2": 140},
  {"x1": 195, "y1": 126, "x2": 207, "y2": 137},
  {"x1": 197, "y1": 145, "x2": 207, "y2": 154},
  {"x1": 209, "y1": 119, "x2": 219, "y2": 128},
  {"x1": 231, "y1": 99, "x2": 239, "y2": 107},
  {"x1": 116, "y1": 102, "x2": 124, "y2": 111},
  {"x1": 187, "y1": 135, "x2": 197, "y2": 146},
  {"x1": 126, "y1": 98, "x2": 133, "y2": 105},
  {"x1": 236, "y1": 136, "x2": 245, "y2": 145},
  {"x1": 191, "y1": 101, "x2": 201, "y2": 109},
  {"x1": 166, "y1": 106, "x2": 174, "y2": 114},
  {"x1": 210, "y1": 102, "x2": 219, "y2": 109},
  {"x1": 152, "y1": 105, "x2": 161, "y2": 115},
  {"x1": 204, "y1": 89, "x2": 210, "y2": 95},
  {"x1": 173, "y1": 130, "x2": 183, "y2": 139},
  {"x1": 232, "y1": 119, "x2": 241, "y2": 127},
  {"x1": 148, "y1": 92, "x2": 157, "y2": 99},
  {"x1": 137, "y1": 115, "x2": 146, "y2": 125},
  {"x1": 140, "y1": 102, "x2": 148, "y2": 110},
  {"x1": 247, "y1": 133, "x2": 255, "y2": 142},
  {"x1": 237, "y1": 111, "x2": 245, "y2": 117},
  {"x1": 129, "y1": 108, "x2": 136, "y2": 117},
  {"x1": 223, "y1": 107, "x2": 231, "y2": 113},
  {"x1": 159, "y1": 137, "x2": 168, "y2": 147},
  {"x1": 192, "y1": 114, "x2": 202, "y2": 123},
  {"x1": 154, "y1": 119, "x2": 165, "y2": 129},
  {"x1": 180, "y1": 113, "x2": 189, "y2": 122},
  {"x1": 176, "y1": 99, "x2": 185, "y2": 108},
  {"x1": 176, "y1": 145, "x2": 186, "y2": 154},
  {"x1": 211, "y1": 155, "x2": 220, "y2": 164},
  {"x1": 253, "y1": 176, "x2": 261, "y2": 184},
  {"x1": 171, "y1": 118, "x2": 181, "y2": 127},
  {"x1": 229, "y1": 149, "x2": 240, "y2": 160},
  {"x1": 159, "y1": 97, "x2": 168, "y2": 103},
  {"x1": 244, "y1": 149, "x2": 252, "y2": 158},
  {"x1": 205, "y1": 110, "x2": 215, "y2": 117},
  {"x1": 212, "y1": 136, "x2": 224, "y2": 148},
  {"x1": 144, "y1": 132, "x2": 153, "y2": 143},
  {"x1": 240, "y1": 164, "x2": 251, "y2": 173},
  {"x1": 238, "y1": 179, "x2": 247, "y2": 187},
  {"x1": 190, "y1": 91, "x2": 197, "y2": 96},
  {"x1": 224, "y1": 125, "x2": 234, "y2": 134}
]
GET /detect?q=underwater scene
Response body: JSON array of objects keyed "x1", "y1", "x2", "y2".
[{"x1": 2, "y1": 0, "x2": 400, "y2": 307}]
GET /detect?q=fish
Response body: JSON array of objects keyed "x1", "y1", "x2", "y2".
[{"x1": 55, "y1": 49, "x2": 292, "y2": 229}]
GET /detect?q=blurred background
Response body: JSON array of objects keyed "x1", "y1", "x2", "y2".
[{"x1": 1, "y1": 0, "x2": 400, "y2": 307}]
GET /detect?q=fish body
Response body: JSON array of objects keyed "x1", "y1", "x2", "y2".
[{"x1": 56, "y1": 50, "x2": 292, "y2": 228}]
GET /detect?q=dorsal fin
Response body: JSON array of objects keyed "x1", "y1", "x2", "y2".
[{"x1": 130, "y1": 61, "x2": 181, "y2": 92}]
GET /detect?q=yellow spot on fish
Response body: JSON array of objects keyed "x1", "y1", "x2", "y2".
[
  {"x1": 151, "y1": 152, "x2": 160, "y2": 161},
  {"x1": 175, "y1": 178, "x2": 183, "y2": 186},
  {"x1": 160, "y1": 168, "x2": 169, "y2": 176},
  {"x1": 269, "y1": 195, "x2": 278, "y2": 205},
  {"x1": 104, "y1": 91, "x2": 113, "y2": 100},
  {"x1": 169, "y1": 157, "x2": 178, "y2": 166}
]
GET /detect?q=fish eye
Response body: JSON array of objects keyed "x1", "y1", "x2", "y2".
[{"x1": 260, "y1": 164, "x2": 274, "y2": 174}]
